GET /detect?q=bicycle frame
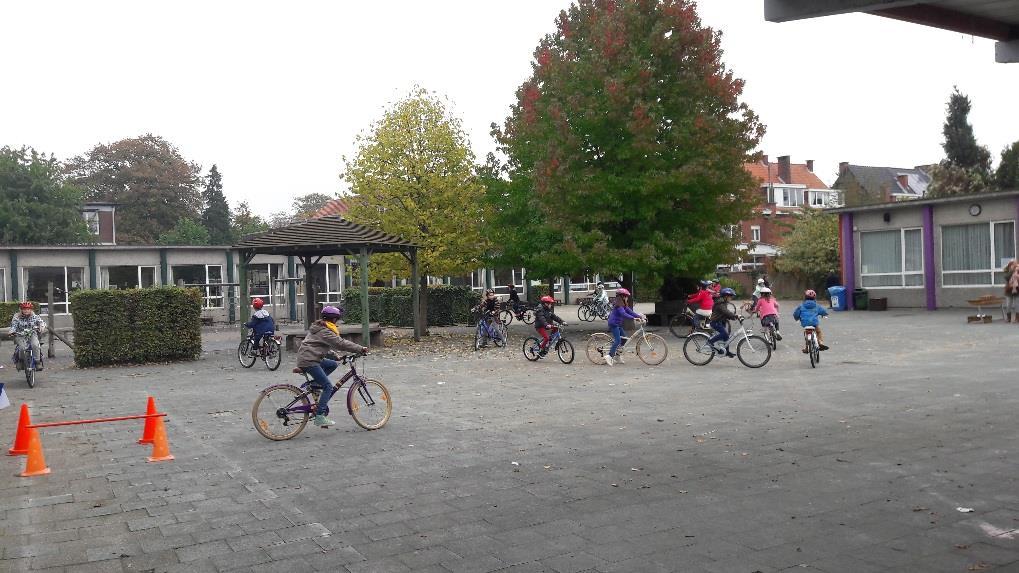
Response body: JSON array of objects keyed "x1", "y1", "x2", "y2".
[
  {"x1": 12, "y1": 330, "x2": 43, "y2": 369},
  {"x1": 285, "y1": 357, "x2": 371, "y2": 416},
  {"x1": 717, "y1": 320, "x2": 754, "y2": 351},
  {"x1": 614, "y1": 322, "x2": 649, "y2": 354}
]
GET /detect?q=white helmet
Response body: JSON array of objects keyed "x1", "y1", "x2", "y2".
[
  {"x1": 757, "y1": 278, "x2": 765, "y2": 285},
  {"x1": 759, "y1": 287, "x2": 772, "y2": 294}
]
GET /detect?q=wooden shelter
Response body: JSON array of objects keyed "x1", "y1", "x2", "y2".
[{"x1": 233, "y1": 216, "x2": 421, "y2": 343}]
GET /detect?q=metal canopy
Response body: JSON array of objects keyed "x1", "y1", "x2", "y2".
[
  {"x1": 763, "y1": 0, "x2": 1019, "y2": 62},
  {"x1": 232, "y1": 215, "x2": 422, "y2": 343}
]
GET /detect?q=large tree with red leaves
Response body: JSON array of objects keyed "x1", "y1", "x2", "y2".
[{"x1": 489, "y1": 0, "x2": 764, "y2": 295}]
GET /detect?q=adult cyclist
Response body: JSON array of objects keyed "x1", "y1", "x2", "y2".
[{"x1": 295, "y1": 305, "x2": 368, "y2": 427}]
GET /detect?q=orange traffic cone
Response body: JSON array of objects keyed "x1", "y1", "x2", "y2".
[
  {"x1": 147, "y1": 416, "x2": 174, "y2": 463},
  {"x1": 138, "y1": 396, "x2": 157, "y2": 444},
  {"x1": 19, "y1": 429, "x2": 50, "y2": 477},
  {"x1": 8, "y1": 403, "x2": 32, "y2": 456}
]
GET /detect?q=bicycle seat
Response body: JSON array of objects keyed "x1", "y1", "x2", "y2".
[
  {"x1": 803, "y1": 326, "x2": 816, "y2": 331},
  {"x1": 292, "y1": 367, "x2": 303, "y2": 374}
]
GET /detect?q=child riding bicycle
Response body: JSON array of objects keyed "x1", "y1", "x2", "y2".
[
  {"x1": 243, "y1": 298, "x2": 276, "y2": 354},
  {"x1": 605, "y1": 288, "x2": 645, "y2": 366},
  {"x1": 792, "y1": 290, "x2": 829, "y2": 353},
  {"x1": 751, "y1": 287, "x2": 782, "y2": 341},
  {"x1": 295, "y1": 305, "x2": 368, "y2": 427},
  {"x1": 472, "y1": 289, "x2": 505, "y2": 347},
  {"x1": 707, "y1": 288, "x2": 739, "y2": 357},
  {"x1": 687, "y1": 280, "x2": 714, "y2": 329},
  {"x1": 9, "y1": 302, "x2": 46, "y2": 371},
  {"x1": 534, "y1": 295, "x2": 566, "y2": 356}
]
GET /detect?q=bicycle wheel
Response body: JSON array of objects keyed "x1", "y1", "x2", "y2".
[
  {"x1": 578, "y1": 305, "x2": 591, "y2": 322},
  {"x1": 238, "y1": 340, "x2": 256, "y2": 368},
  {"x1": 522, "y1": 336, "x2": 541, "y2": 361},
  {"x1": 637, "y1": 333, "x2": 669, "y2": 366},
  {"x1": 24, "y1": 354, "x2": 35, "y2": 388},
  {"x1": 556, "y1": 339, "x2": 575, "y2": 364},
  {"x1": 494, "y1": 323, "x2": 508, "y2": 347},
  {"x1": 586, "y1": 333, "x2": 612, "y2": 364},
  {"x1": 473, "y1": 324, "x2": 485, "y2": 351},
  {"x1": 263, "y1": 339, "x2": 282, "y2": 371},
  {"x1": 737, "y1": 335, "x2": 772, "y2": 368},
  {"x1": 522, "y1": 309, "x2": 535, "y2": 325},
  {"x1": 251, "y1": 385, "x2": 310, "y2": 441},
  {"x1": 348, "y1": 378, "x2": 392, "y2": 430},
  {"x1": 500, "y1": 309, "x2": 514, "y2": 326},
  {"x1": 682, "y1": 332, "x2": 715, "y2": 366},
  {"x1": 769, "y1": 326, "x2": 778, "y2": 350},
  {"x1": 669, "y1": 314, "x2": 694, "y2": 339},
  {"x1": 810, "y1": 338, "x2": 820, "y2": 368}
]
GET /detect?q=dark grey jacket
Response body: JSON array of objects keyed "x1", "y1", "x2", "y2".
[{"x1": 296, "y1": 321, "x2": 364, "y2": 369}]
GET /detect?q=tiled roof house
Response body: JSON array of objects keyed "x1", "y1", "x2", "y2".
[{"x1": 832, "y1": 163, "x2": 933, "y2": 207}]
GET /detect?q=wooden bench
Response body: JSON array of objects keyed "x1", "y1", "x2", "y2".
[
  {"x1": 967, "y1": 295, "x2": 1005, "y2": 323},
  {"x1": 283, "y1": 323, "x2": 383, "y2": 351}
]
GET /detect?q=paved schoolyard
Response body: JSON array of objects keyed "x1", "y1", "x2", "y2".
[{"x1": 1, "y1": 305, "x2": 1017, "y2": 572}]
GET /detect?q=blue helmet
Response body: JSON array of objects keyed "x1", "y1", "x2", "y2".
[
  {"x1": 699, "y1": 280, "x2": 712, "y2": 288},
  {"x1": 720, "y1": 287, "x2": 736, "y2": 297}
]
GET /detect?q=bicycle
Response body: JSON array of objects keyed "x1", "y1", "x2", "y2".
[
  {"x1": 741, "y1": 302, "x2": 779, "y2": 351},
  {"x1": 804, "y1": 326, "x2": 821, "y2": 368},
  {"x1": 669, "y1": 305, "x2": 729, "y2": 339},
  {"x1": 578, "y1": 300, "x2": 610, "y2": 322},
  {"x1": 238, "y1": 330, "x2": 283, "y2": 371},
  {"x1": 10, "y1": 329, "x2": 44, "y2": 388},
  {"x1": 682, "y1": 316, "x2": 772, "y2": 368},
  {"x1": 499, "y1": 303, "x2": 536, "y2": 326},
  {"x1": 251, "y1": 353, "x2": 391, "y2": 440},
  {"x1": 586, "y1": 320, "x2": 669, "y2": 365},
  {"x1": 522, "y1": 325, "x2": 574, "y2": 364},
  {"x1": 473, "y1": 311, "x2": 508, "y2": 350}
]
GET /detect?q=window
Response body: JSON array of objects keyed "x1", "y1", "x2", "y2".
[
  {"x1": 23, "y1": 267, "x2": 84, "y2": 314},
  {"x1": 171, "y1": 265, "x2": 224, "y2": 308},
  {"x1": 750, "y1": 226, "x2": 761, "y2": 242},
  {"x1": 101, "y1": 266, "x2": 157, "y2": 290},
  {"x1": 808, "y1": 190, "x2": 837, "y2": 207},
  {"x1": 774, "y1": 187, "x2": 804, "y2": 207},
  {"x1": 311, "y1": 263, "x2": 343, "y2": 304},
  {"x1": 249, "y1": 263, "x2": 287, "y2": 306},
  {"x1": 860, "y1": 228, "x2": 923, "y2": 288},
  {"x1": 83, "y1": 211, "x2": 100, "y2": 235},
  {"x1": 942, "y1": 221, "x2": 1016, "y2": 286}
]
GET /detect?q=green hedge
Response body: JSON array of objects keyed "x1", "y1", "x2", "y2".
[
  {"x1": 0, "y1": 301, "x2": 40, "y2": 325},
  {"x1": 71, "y1": 287, "x2": 202, "y2": 367},
  {"x1": 342, "y1": 285, "x2": 480, "y2": 326}
]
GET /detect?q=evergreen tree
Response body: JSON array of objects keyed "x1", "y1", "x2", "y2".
[
  {"x1": 0, "y1": 146, "x2": 90, "y2": 245},
  {"x1": 942, "y1": 87, "x2": 991, "y2": 173},
  {"x1": 201, "y1": 165, "x2": 233, "y2": 244},
  {"x1": 996, "y1": 141, "x2": 1019, "y2": 190}
]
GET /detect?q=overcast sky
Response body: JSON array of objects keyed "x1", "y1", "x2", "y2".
[{"x1": 2, "y1": 1, "x2": 1017, "y2": 218}]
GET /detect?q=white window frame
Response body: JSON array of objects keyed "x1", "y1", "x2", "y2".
[
  {"x1": 101, "y1": 265, "x2": 158, "y2": 290},
  {"x1": 170, "y1": 264, "x2": 224, "y2": 308},
  {"x1": 315, "y1": 263, "x2": 343, "y2": 304},
  {"x1": 941, "y1": 220, "x2": 1016, "y2": 288},
  {"x1": 22, "y1": 266, "x2": 84, "y2": 315},
  {"x1": 775, "y1": 187, "x2": 804, "y2": 207},
  {"x1": 83, "y1": 211, "x2": 100, "y2": 235},
  {"x1": 750, "y1": 225, "x2": 761, "y2": 242},
  {"x1": 859, "y1": 227, "x2": 924, "y2": 289},
  {"x1": 808, "y1": 190, "x2": 833, "y2": 207}
]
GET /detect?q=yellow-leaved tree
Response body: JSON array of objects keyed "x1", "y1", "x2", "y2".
[{"x1": 342, "y1": 87, "x2": 488, "y2": 329}]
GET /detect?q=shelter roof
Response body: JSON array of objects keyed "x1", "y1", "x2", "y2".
[{"x1": 233, "y1": 215, "x2": 417, "y2": 256}]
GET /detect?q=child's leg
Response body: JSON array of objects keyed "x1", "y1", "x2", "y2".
[
  {"x1": 707, "y1": 321, "x2": 727, "y2": 346},
  {"x1": 537, "y1": 327, "x2": 550, "y2": 349},
  {"x1": 815, "y1": 325, "x2": 824, "y2": 343},
  {"x1": 608, "y1": 325, "x2": 623, "y2": 356}
]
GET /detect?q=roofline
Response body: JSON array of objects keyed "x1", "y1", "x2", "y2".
[
  {"x1": 827, "y1": 190, "x2": 1019, "y2": 214},
  {"x1": 0, "y1": 245, "x2": 235, "y2": 250}
]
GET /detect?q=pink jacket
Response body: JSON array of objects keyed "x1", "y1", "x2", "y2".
[{"x1": 755, "y1": 297, "x2": 779, "y2": 317}]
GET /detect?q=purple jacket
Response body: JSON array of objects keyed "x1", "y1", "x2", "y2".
[{"x1": 608, "y1": 304, "x2": 641, "y2": 327}]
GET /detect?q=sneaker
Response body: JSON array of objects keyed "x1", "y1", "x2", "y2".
[
  {"x1": 774, "y1": 331, "x2": 783, "y2": 341},
  {"x1": 313, "y1": 415, "x2": 336, "y2": 427},
  {"x1": 725, "y1": 352, "x2": 736, "y2": 358},
  {"x1": 802, "y1": 348, "x2": 809, "y2": 354},
  {"x1": 614, "y1": 354, "x2": 625, "y2": 364},
  {"x1": 604, "y1": 355, "x2": 614, "y2": 366},
  {"x1": 819, "y1": 344, "x2": 829, "y2": 351}
]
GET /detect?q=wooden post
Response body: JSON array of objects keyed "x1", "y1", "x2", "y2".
[
  {"x1": 359, "y1": 247, "x2": 370, "y2": 348},
  {"x1": 226, "y1": 250, "x2": 236, "y2": 324},
  {"x1": 239, "y1": 251, "x2": 251, "y2": 340},
  {"x1": 287, "y1": 256, "x2": 297, "y2": 321},
  {"x1": 410, "y1": 248, "x2": 420, "y2": 342},
  {"x1": 46, "y1": 281, "x2": 56, "y2": 358},
  {"x1": 302, "y1": 257, "x2": 316, "y2": 331}
]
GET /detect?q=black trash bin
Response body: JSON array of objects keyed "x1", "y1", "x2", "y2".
[{"x1": 853, "y1": 288, "x2": 869, "y2": 310}]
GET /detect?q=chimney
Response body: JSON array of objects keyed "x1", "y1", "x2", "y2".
[
  {"x1": 762, "y1": 154, "x2": 769, "y2": 164},
  {"x1": 896, "y1": 174, "x2": 909, "y2": 191},
  {"x1": 777, "y1": 155, "x2": 791, "y2": 184},
  {"x1": 806, "y1": 159, "x2": 814, "y2": 172},
  {"x1": 839, "y1": 162, "x2": 849, "y2": 176}
]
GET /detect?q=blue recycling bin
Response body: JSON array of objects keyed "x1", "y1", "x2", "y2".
[{"x1": 828, "y1": 286, "x2": 848, "y2": 311}]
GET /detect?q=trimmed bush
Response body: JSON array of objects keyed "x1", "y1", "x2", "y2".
[
  {"x1": 342, "y1": 285, "x2": 480, "y2": 326},
  {"x1": 71, "y1": 287, "x2": 202, "y2": 367}
]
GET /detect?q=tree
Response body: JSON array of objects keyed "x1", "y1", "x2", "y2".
[
  {"x1": 490, "y1": 0, "x2": 763, "y2": 299},
  {"x1": 292, "y1": 193, "x2": 335, "y2": 221},
  {"x1": 201, "y1": 165, "x2": 232, "y2": 244},
  {"x1": 773, "y1": 209, "x2": 839, "y2": 289},
  {"x1": 926, "y1": 162, "x2": 990, "y2": 198},
  {"x1": 64, "y1": 134, "x2": 202, "y2": 244},
  {"x1": 343, "y1": 87, "x2": 488, "y2": 328},
  {"x1": 942, "y1": 88, "x2": 991, "y2": 173},
  {"x1": 231, "y1": 201, "x2": 269, "y2": 238},
  {"x1": 996, "y1": 141, "x2": 1019, "y2": 190},
  {"x1": 0, "y1": 146, "x2": 90, "y2": 245},
  {"x1": 156, "y1": 218, "x2": 211, "y2": 246}
]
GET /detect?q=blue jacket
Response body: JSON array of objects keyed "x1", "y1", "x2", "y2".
[
  {"x1": 608, "y1": 303, "x2": 641, "y2": 327},
  {"x1": 244, "y1": 309, "x2": 276, "y2": 338},
  {"x1": 792, "y1": 300, "x2": 828, "y2": 327}
]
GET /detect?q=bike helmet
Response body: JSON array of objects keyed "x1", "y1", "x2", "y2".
[
  {"x1": 710, "y1": 279, "x2": 720, "y2": 284},
  {"x1": 321, "y1": 305, "x2": 344, "y2": 319},
  {"x1": 18, "y1": 301, "x2": 32, "y2": 310},
  {"x1": 540, "y1": 295, "x2": 555, "y2": 304},
  {"x1": 759, "y1": 287, "x2": 772, "y2": 294},
  {"x1": 699, "y1": 280, "x2": 712, "y2": 288},
  {"x1": 252, "y1": 297, "x2": 264, "y2": 309},
  {"x1": 616, "y1": 288, "x2": 631, "y2": 297},
  {"x1": 757, "y1": 278, "x2": 765, "y2": 285},
  {"x1": 804, "y1": 289, "x2": 817, "y2": 299},
  {"x1": 720, "y1": 287, "x2": 736, "y2": 297}
]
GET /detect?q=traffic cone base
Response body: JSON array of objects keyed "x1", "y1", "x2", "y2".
[
  {"x1": 8, "y1": 403, "x2": 32, "y2": 456},
  {"x1": 138, "y1": 396, "x2": 157, "y2": 444},
  {"x1": 147, "y1": 416, "x2": 174, "y2": 463},
  {"x1": 20, "y1": 429, "x2": 50, "y2": 477}
]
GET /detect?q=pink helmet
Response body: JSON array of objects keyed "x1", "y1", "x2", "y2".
[
  {"x1": 616, "y1": 288, "x2": 631, "y2": 297},
  {"x1": 804, "y1": 289, "x2": 817, "y2": 299}
]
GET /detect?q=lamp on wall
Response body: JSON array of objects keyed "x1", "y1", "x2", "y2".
[{"x1": 883, "y1": 212, "x2": 891, "y2": 223}]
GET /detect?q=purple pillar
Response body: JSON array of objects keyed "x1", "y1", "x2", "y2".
[
  {"x1": 841, "y1": 212, "x2": 855, "y2": 310},
  {"x1": 922, "y1": 205, "x2": 937, "y2": 310}
]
